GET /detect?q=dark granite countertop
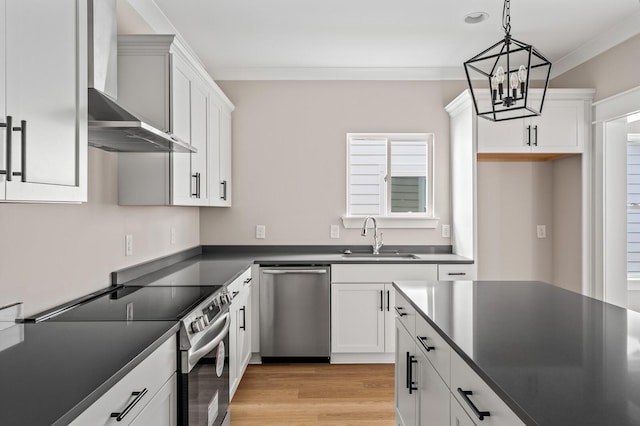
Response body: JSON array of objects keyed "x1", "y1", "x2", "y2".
[
  {"x1": 393, "y1": 280, "x2": 640, "y2": 426},
  {"x1": 0, "y1": 321, "x2": 178, "y2": 426}
]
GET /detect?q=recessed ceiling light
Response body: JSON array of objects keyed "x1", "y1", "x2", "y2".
[{"x1": 464, "y1": 12, "x2": 489, "y2": 24}]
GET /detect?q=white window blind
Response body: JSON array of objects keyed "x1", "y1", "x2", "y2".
[
  {"x1": 349, "y1": 139, "x2": 387, "y2": 215},
  {"x1": 390, "y1": 140, "x2": 427, "y2": 177},
  {"x1": 628, "y1": 142, "x2": 640, "y2": 274}
]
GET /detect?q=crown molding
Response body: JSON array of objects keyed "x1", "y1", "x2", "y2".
[
  {"x1": 551, "y1": 10, "x2": 640, "y2": 79},
  {"x1": 211, "y1": 67, "x2": 467, "y2": 81}
]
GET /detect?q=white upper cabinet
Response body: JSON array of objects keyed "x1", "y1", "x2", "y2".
[
  {"x1": 0, "y1": 0, "x2": 87, "y2": 203},
  {"x1": 117, "y1": 35, "x2": 233, "y2": 207},
  {"x1": 208, "y1": 96, "x2": 233, "y2": 207},
  {"x1": 476, "y1": 90, "x2": 593, "y2": 154}
]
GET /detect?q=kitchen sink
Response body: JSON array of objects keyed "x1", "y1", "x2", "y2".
[{"x1": 341, "y1": 252, "x2": 419, "y2": 260}]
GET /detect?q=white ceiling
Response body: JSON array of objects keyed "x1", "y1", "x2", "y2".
[{"x1": 138, "y1": 0, "x2": 640, "y2": 80}]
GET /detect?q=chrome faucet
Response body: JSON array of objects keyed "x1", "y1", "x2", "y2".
[{"x1": 361, "y1": 216, "x2": 383, "y2": 255}]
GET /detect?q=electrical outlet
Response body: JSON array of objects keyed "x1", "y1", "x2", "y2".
[
  {"x1": 442, "y1": 224, "x2": 451, "y2": 238},
  {"x1": 330, "y1": 225, "x2": 340, "y2": 239},
  {"x1": 170, "y1": 227, "x2": 176, "y2": 245},
  {"x1": 537, "y1": 225, "x2": 547, "y2": 239},
  {"x1": 125, "y1": 234, "x2": 133, "y2": 256},
  {"x1": 256, "y1": 225, "x2": 266, "y2": 239}
]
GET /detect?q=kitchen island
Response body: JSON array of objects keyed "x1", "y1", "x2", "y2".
[{"x1": 393, "y1": 280, "x2": 640, "y2": 425}]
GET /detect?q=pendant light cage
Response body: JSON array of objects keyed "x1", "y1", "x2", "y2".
[{"x1": 463, "y1": 1, "x2": 552, "y2": 122}]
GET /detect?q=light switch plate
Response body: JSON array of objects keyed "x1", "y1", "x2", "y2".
[
  {"x1": 125, "y1": 234, "x2": 133, "y2": 256},
  {"x1": 170, "y1": 227, "x2": 176, "y2": 245},
  {"x1": 442, "y1": 224, "x2": 451, "y2": 238},
  {"x1": 330, "y1": 225, "x2": 340, "y2": 239},
  {"x1": 256, "y1": 225, "x2": 266, "y2": 239}
]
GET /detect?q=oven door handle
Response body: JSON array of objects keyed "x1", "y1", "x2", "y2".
[{"x1": 184, "y1": 312, "x2": 231, "y2": 373}]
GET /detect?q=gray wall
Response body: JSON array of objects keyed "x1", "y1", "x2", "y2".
[
  {"x1": 0, "y1": 148, "x2": 200, "y2": 317},
  {"x1": 200, "y1": 80, "x2": 467, "y2": 245}
]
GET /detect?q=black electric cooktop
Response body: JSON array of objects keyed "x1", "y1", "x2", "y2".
[{"x1": 38, "y1": 285, "x2": 223, "y2": 322}]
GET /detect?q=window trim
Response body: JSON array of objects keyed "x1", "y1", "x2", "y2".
[{"x1": 343, "y1": 132, "x2": 439, "y2": 229}]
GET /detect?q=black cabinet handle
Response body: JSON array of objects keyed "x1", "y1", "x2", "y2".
[
  {"x1": 2, "y1": 116, "x2": 12, "y2": 181},
  {"x1": 111, "y1": 388, "x2": 148, "y2": 421},
  {"x1": 394, "y1": 306, "x2": 407, "y2": 317},
  {"x1": 243, "y1": 277, "x2": 252, "y2": 285},
  {"x1": 232, "y1": 291, "x2": 239, "y2": 298},
  {"x1": 386, "y1": 290, "x2": 390, "y2": 312},
  {"x1": 417, "y1": 336, "x2": 435, "y2": 352},
  {"x1": 12, "y1": 120, "x2": 26, "y2": 182},
  {"x1": 405, "y1": 351, "x2": 411, "y2": 389},
  {"x1": 526, "y1": 125, "x2": 531, "y2": 146},
  {"x1": 457, "y1": 388, "x2": 491, "y2": 421},
  {"x1": 191, "y1": 172, "x2": 201, "y2": 198},
  {"x1": 221, "y1": 180, "x2": 227, "y2": 200},
  {"x1": 379, "y1": 290, "x2": 384, "y2": 312},
  {"x1": 240, "y1": 306, "x2": 246, "y2": 330},
  {"x1": 448, "y1": 272, "x2": 467, "y2": 276},
  {"x1": 533, "y1": 125, "x2": 538, "y2": 146},
  {"x1": 408, "y1": 355, "x2": 418, "y2": 394}
]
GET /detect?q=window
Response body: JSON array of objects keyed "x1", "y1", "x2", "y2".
[{"x1": 344, "y1": 133, "x2": 437, "y2": 229}]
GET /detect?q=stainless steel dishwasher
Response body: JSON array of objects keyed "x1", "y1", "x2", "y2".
[{"x1": 259, "y1": 266, "x2": 330, "y2": 361}]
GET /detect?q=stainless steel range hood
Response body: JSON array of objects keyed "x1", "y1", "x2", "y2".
[{"x1": 87, "y1": 0, "x2": 195, "y2": 153}]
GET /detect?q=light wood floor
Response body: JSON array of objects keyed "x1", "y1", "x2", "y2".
[{"x1": 230, "y1": 363, "x2": 395, "y2": 425}]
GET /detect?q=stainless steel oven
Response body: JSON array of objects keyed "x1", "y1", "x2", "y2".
[{"x1": 179, "y1": 290, "x2": 232, "y2": 426}]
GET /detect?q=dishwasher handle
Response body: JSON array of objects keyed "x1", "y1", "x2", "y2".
[{"x1": 261, "y1": 269, "x2": 328, "y2": 275}]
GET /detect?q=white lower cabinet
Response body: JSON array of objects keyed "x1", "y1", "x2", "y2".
[
  {"x1": 70, "y1": 335, "x2": 177, "y2": 425},
  {"x1": 129, "y1": 374, "x2": 177, "y2": 426},
  {"x1": 330, "y1": 264, "x2": 436, "y2": 363},
  {"x1": 228, "y1": 267, "x2": 252, "y2": 400},
  {"x1": 395, "y1": 319, "x2": 417, "y2": 426},
  {"x1": 451, "y1": 350, "x2": 525, "y2": 426},
  {"x1": 395, "y1": 303, "x2": 525, "y2": 426},
  {"x1": 451, "y1": 395, "x2": 476, "y2": 426},
  {"x1": 417, "y1": 348, "x2": 449, "y2": 426}
]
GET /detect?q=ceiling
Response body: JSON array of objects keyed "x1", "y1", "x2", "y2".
[{"x1": 140, "y1": 0, "x2": 640, "y2": 80}]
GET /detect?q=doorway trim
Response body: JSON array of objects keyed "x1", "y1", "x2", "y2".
[{"x1": 592, "y1": 85, "x2": 640, "y2": 305}]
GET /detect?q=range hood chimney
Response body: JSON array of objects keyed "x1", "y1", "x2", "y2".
[{"x1": 87, "y1": 0, "x2": 195, "y2": 153}]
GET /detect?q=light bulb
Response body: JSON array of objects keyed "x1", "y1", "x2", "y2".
[
  {"x1": 510, "y1": 72, "x2": 519, "y2": 90},
  {"x1": 518, "y1": 65, "x2": 527, "y2": 82},
  {"x1": 496, "y1": 66, "x2": 505, "y2": 83},
  {"x1": 491, "y1": 75, "x2": 499, "y2": 89}
]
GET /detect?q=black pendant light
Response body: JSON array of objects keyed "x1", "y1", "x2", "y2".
[{"x1": 464, "y1": 0, "x2": 552, "y2": 122}]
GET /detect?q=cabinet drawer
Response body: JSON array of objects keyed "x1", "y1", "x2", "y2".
[
  {"x1": 332, "y1": 264, "x2": 437, "y2": 283},
  {"x1": 70, "y1": 335, "x2": 177, "y2": 425},
  {"x1": 415, "y1": 314, "x2": 450, "y2": 386},
  {"x1": 451, "y1": 350, "x2": 525, "y2": 426},
  {"x1": 394, "y1": 292, "x2": 416, "y2": 335},
  {"x1": 228, "y1": 267, "x2": 252, "y2": 300},
  {"x1": 437, "y1": 264, "x2": 476, "y2": 281}
]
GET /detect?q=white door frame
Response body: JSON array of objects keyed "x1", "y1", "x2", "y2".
[{"x1": 592, "y1": 85, "x2": 640, "y2": 306}]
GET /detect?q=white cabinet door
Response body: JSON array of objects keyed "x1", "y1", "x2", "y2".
[
  {"x1": 451, "y1": 395, "x2": 477, "y2": 426},
  {"x1": 531, "y1": 100, "x2": 583, "y2": 153},
  {"x1": 228, "y1": 295, "x2": 240, "y2": 399},
  {"x1": 130, "y1": 374, "x2": 177, "y2": 426},
  {"x1": 395, "y1": 319, "x2": 417, "y2": 426},
  {"x1": 2, "y1": 0, "x2": 86, "y2": 202},
  {"x1": 417, "y1": 351, "x2": 449, "y2": 426},
  {"x1": 207, "y1": 95, "x2": 232, "y2": 207},
  {"x1": 0, "y1": 1, "x2": 6, "y2": 201},
  {"x1": 171, "y1": 75, "x2": 209, "y2": 206},
  {"x1": 239, "y1": 284, "x2": 252, "y2": 374},
  {"x1": 170, "y1": 55, "x2": 192, "y2": 145},
  {"x1": 190, "y1": 78, "x2": 209, "y2": 204},
  {"x1": 331, "y1": 283, "x2": 385, "y2": 353},
  {"x1": 384, "y1": 284, "x2": 396, "y2": 353},
  {"x1": 476, "y1": 118, "x2": 526, "y2": 153}
]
